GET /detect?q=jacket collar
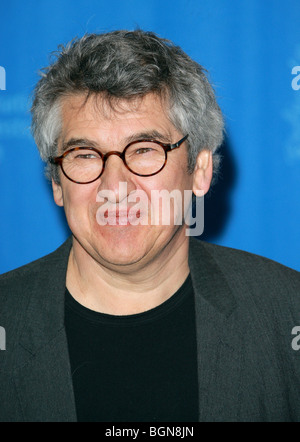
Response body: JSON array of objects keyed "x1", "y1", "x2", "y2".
[
  {"x1": 188, "y1": 237, "x2": 237, "y2": 317},
  {"x1": 14, "y1": 238, "x2": 76, "y2": 421},
  {"x1": 18, "y1": 237, "x2": 73, "y2": 356},
  {"x1": 189, "y1": 238, "x2": 241, "y2": 422}
]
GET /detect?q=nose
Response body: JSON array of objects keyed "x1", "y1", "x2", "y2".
[{"x1": 97, "y1": 152, "x2": 136, "y2": 203}]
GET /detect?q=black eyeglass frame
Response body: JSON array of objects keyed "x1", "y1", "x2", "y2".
[{"x1": 49, "y1": 134, "x2": 189, "y2": 184}]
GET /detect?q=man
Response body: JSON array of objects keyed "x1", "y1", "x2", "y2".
[{"x1": 0, "y1": 30, "x2": 300, "y2": 423}]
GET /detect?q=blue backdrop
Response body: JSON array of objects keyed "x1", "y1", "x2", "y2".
[{"x1": 0, "y1": 0, "x2": 299, "y2": 273}]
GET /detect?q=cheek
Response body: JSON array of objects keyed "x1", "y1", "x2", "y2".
[
  {"x1": 137, "y1": 177, "x2": 189, "y2": 226},
  {"x1": 61, "y1": 184, "x2": 98, "y2": 220}
]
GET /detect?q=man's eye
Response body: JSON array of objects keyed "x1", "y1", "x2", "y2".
[
  {"x1": 74, "y1": 152, "x2": 99, "y2": 160},
  {"x1": 76, "y1": 154, "x2": 95, "y2": 159},
  {"x1": 135, "y1": 148, "x2": 154, "y2": 155}
]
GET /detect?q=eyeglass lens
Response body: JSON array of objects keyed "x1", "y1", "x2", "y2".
[{"x1": 61, "y1": 141, "x2": 167, "y2": 182}]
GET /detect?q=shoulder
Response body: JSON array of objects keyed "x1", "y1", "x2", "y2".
[
  {"x1": 189, "y1": 237, "x2": 300, "y2": 345},
  {"x1": 189, "y1": 238, "x2": 300, "y2": 319},
  {"x1": 190, "y1": 237, "x2": 300, "y2": 285},
  {"x1": 0, "y1": 237, "x2": 72, "y2": 282},
  {"x1": 0, "y1": 238, "x2": 72, "y2": 354},
  {"x1": 189, "y1": 240, "x2": 300, "y2": 421},
  {"x1": 0, "y1": 238, "x2": 72, "y2": 307}
]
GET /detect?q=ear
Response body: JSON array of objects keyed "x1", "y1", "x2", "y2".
[
  {"x1": 192, "y1": 149, "x2": 213, "y2": 197},
  {"x1": 52, "y1": 178, "x2": 64, "y2": 207}
]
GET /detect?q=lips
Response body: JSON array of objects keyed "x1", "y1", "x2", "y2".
[
  {"x1": 108, "y1": 209, "x2": 141, "y2": 225},
  {"x1": 96, "y1": 205, "x2": 144, "y2": 226}
]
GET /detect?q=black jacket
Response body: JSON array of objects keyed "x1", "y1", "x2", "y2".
[{"x1": 0, "y1": 237, "x2": 300, "y2": 422}]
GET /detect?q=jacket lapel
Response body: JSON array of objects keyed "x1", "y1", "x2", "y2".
[
  {"x1": 189, "y1": 238, "x2": 241, "y2": 422},
  {"x1": 13, "y1": 238, "x2": 77, "y2": 422},
  {"x1": 14, "y1": 330, "x2": 77, "y2": 422}
]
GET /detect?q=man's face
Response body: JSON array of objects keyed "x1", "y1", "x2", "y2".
[{"x1": 52, "y1": 92, "x2": 196, "y2": 271}]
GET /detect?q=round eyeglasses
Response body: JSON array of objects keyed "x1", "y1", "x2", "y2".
[{"x1": 49, "y1": 134, "x2": 189, "y2": 184}]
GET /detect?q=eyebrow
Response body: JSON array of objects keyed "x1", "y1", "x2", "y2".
[
  {"x1": 61, "y1": 138, "x2": 98, "y2": 153},
  {"x1": 125, "y1": 130, "x2": 171, "y2": 144},
  {"x1": 61, "y1": 130, "x2": 171, "y2": 153}
]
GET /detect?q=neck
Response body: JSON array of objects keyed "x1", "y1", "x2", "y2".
[{"x1": 66, "y1": 234, "x2": 190, "y2": 315}]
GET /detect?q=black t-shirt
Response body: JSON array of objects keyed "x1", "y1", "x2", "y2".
[{"x1": 64, "y1": 274, "x2": 199, "y2": 422}]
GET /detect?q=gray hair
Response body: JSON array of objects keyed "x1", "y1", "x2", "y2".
[{"x1": 31, "y1": 29, "x2": 224, "y2": 183}]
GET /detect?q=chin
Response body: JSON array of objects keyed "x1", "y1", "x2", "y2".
[
  {"x1": 97, "y1": 247, "x2": 148, "y2": 269},
  {"x1": 91, "y1": 227, "x2": 146, "y2": 262}
]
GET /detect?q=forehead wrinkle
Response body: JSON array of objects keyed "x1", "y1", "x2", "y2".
[{"x1": 59, "y1": 92, "x2": 178, "y2": 153}]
